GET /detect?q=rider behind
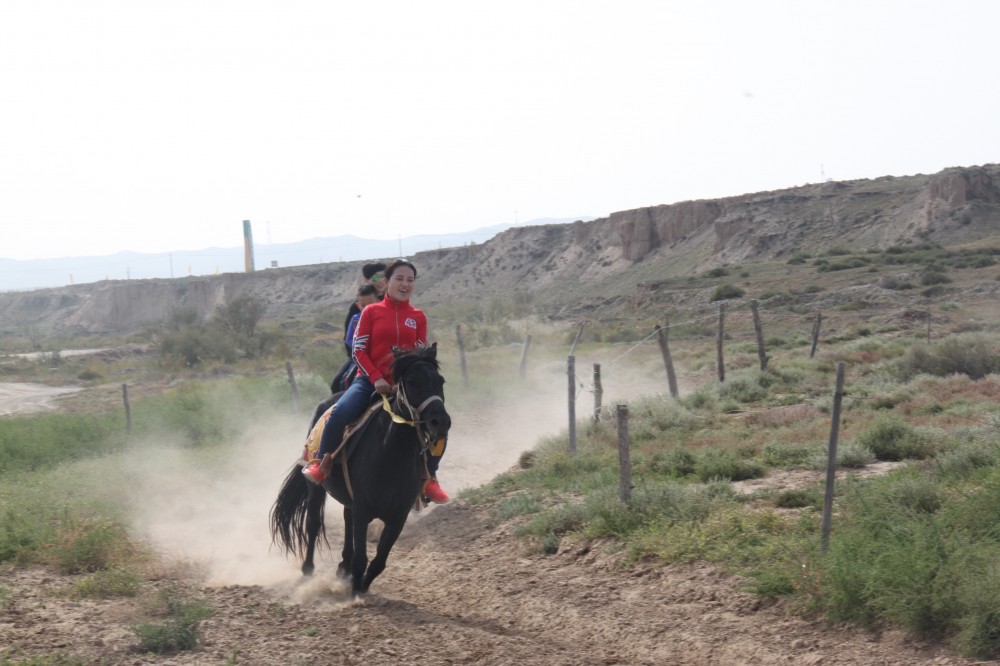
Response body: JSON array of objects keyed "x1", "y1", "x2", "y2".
[{"x1": 303, "y1": 259, "x2": 449, "y2": 504}]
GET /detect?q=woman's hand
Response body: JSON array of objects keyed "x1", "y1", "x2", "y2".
[{"x1": 373, "y1": 378, "x2": 392, "y2": 395}]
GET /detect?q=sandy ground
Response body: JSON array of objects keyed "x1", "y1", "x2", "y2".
[
  {"x1": 0, "y1": 381, "x2": 80, "y2": 416},
  {"x1": 1, "y1": 357, "x2": 996, "y2": 665}
]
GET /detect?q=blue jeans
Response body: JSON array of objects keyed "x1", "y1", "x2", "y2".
[
  {"x1": 317, "y1": 376, "x2": 376, "y2": 459},
  {"x1": 316, "y1": 375, "x2": 444, "y2": 476}
]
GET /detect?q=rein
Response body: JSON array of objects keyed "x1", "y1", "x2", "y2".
[{"x1": 380, "y1": 368, "x2": 445, "y2": 452}]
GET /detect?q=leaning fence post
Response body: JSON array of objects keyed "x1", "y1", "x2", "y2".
[
  {"x1": 567, "y1": 354, "x2": 577, "y2": 455},
  {"x1": 616, "y1": 404, "x2": 632, "y2": 504},
  {"x1": 655, "y1": 322, "x2": 679, "y2": 398},
  {"x1": 750, "y1": 299, "x2": 768, "y2": 371},
  {"x1": 716, "y1": 302, "x2": 726, "y2": 383},
  {"x1": 810, "y1": 312, "x2": 823, "y2": 358},
  {"x1": 518, "y1": 334, "x2": 532, "y2": 379},
  {"x1": 821, "y1": 362, "x2": 846, "y2": 553},
  {"x1": 285, "y1": 361, "x2": 300, "y2": 413},
  {"x1": 455, "y1": 324, "x2": 469, "y2": 386},
  {"x1": 593, "y1": 363, "x2": 603, "y2": 423},
  {"x1": 122, "y1": 383, "x2": 131, "y2": 435}
]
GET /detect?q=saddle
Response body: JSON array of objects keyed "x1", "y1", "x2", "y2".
[
  {"x1": 301, "y1": 394, "x2": 383, "y2": 468},
  {"x1": 301, "y1": 394, "x2": 436, "y2": 504}
]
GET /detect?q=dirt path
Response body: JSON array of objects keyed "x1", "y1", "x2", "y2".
[
  {"x1": 1, "y1": 497, "x2": 987, "y2": 666},
  {"x1": 0, "y1": 381, "x2": 80, "y2": 416},
  {"x1": 1, "y1": 359, "x2": 995, "y2": 664}
]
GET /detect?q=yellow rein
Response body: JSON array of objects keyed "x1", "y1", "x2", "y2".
[
  {"x1": 382, "y1": 394, "x2": 416, "y2": 426},
  {"x1": 381, "y1": 393, "x2": 446, "y2": 456}
]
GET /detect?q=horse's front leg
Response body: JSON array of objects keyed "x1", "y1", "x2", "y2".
[
  {"x1": 337, "y1": 506, "x2": 353, "y2": 579},
  {"x1": 360, "y1": 515, "x2": 406, "y2": 594},
  {"x1": 350, "y1": 510, "x2": 371, "y2": 598},
  {"x1": 301, "y1": 483, "x2": 327, "y2": 576}
]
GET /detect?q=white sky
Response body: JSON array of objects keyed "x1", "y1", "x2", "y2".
[{"x1": 2, "y1": 0, "x2": 998, "y2": 261}]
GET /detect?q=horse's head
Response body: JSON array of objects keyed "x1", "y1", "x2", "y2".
[{"x1": 391, "y1": 343, "x2": 451, "y2": 448}]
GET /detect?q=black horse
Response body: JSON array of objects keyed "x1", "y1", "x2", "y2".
[{"x1": 270, "y1": 344, "x2": 450, "y2": 596}]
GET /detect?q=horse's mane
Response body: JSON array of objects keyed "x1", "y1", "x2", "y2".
[{"x1": 391, "y1": 345, "x2": 440, "y2": 379}]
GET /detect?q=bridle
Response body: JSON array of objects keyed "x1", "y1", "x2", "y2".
[{"x1": 380, "y1": 361, "x2": 445, "y2": 451}]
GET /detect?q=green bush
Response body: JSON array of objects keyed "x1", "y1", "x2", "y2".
[
  {"x1": 717, "y1": 374, "x2": 767, "y2": 403},
  {"x1": 72, "y1": 566, "x2": 141, "y2": 598},
  {"x1": 132, "y1": 591, "x2": 213, "y2": 654},
  {"x1": 856, "y1": 416, "x2": 936, "y2": 461},
  {"x1": 694, "y1": 449, "x2": 765, "y2": 482},
  {"x1": 900, "y1": 335, "x2": 1000, "y2": 380},
  {"x1": 921, "y1": 270, "x2": 952, "y2": 286},
  {"x1": 710, "y1": 284, "x2": 745, "y2": 302}
]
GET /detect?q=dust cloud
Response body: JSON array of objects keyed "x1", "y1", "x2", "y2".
[{"x1": 127, "y1": 350, "x2": 677, "y2": 590}]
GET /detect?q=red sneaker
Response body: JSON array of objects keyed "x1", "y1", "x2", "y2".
[
  {"x1": 302, "y1": 460, "x2": 326, "y2": 484},
  {"x1": 423, "y1": 478, "x2": 450, "y2": 504}
]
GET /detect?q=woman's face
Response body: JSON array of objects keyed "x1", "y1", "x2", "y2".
[{"x1": 385, "y1": 265, "x2": 416, "y2": 302}]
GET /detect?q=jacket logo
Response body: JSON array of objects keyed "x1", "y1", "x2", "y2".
[{"x1": 404, "y1": 317, "x2": 417, "y2": 329}]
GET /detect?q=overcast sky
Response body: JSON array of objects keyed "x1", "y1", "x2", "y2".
[{"x1": 2, "y1": 0, "x2": 997, "y2": 261}]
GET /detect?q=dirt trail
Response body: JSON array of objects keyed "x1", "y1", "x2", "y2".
[
  {"x1": 0, "y1": 381, "x2": 80, "y2": 416},
  {"x1": 1, "y1": 358, "x2": 994, "y2": 664}
]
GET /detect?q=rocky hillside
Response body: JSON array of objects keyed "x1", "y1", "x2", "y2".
[{"x1": 2, "y1": 164, "x2": 998, "y2": 339}]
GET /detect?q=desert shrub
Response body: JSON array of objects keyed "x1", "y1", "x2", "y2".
[
  {"x1": 694, "y1": 449, "x2": 765, "y2": 482},
  {"x1": 710, "y1": 284, "x2": 745, "y2": 302},
  {"x1": 773, "y1": 487, "x2": 820, "y2": 509},
  {"x1": 705, "y1": 267, "x2": 729, "y2": 278},
  {"x1": 496, "y1": 492, "x2": 543, "y2": 520},
  {"x1": 856, "y1": 416, "x2": 936, "y2": 461},
  {"x1": 787, "y1": 253, "x2": 811, "y2": 264},
  {"x1": 921, "y1": 285, "x2": 949, "y2": 297},
  {"x1": 921, "y1": 270, "x2": 952, "y2": 286},
  {"x1": 934, "y1": 441, "x2": 1000, "y2": 479},
  {"x1": 837, "y1": 442, "x2": 875, "y2": 468},
  {"x1": 717, "y1": 373, "x2": 767, "y2": 403},
  {"x1": 72, "y1": 566, "x2": 141, "y2": 598},
  {"x1": 646, "y1": 448, "x2": 697, "y2": 477},
  {"x1": 972, "y1": 256, "x2": 997, "y2": 268},
  {"x1": 818, "y1": 257, "x2": 870, "y2": 272},
  {"x1": 900, "y1": 335, "x2": 999, "y2": 380},
  {"x1": 132, "y1": 591, "x2": 213, "y2": 654},
  {"x1": 45, "y1": 516, "x2": 135, "y2": 574},
  {"x1": 760, "y1": 442, "x2": 813, "y2": 468}
]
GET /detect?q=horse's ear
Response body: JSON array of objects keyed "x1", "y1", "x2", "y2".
[{"x1": 427, "y1": 342, "x2": 437, "y2": 359}]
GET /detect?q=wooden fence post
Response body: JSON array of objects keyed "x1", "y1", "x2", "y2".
[
  {"x1": 567, "y1": 354, "x2": 577, "y2": 455},
  {"x1": 656, "y1": 321, "x2": 679, "y2": 398},
  {"x1": 716, "y1": 302, "x2": 726, "y2": 383},
  {"x1": 570, "y1": 321, "x2": 586, "y2": 355},
  {"x1": 122, "y1": 383, "x2": 131, "y2": 435},
  {"x1": 593, "y1": 363, "x2": 603, "y2": 423},
  {"x1": 616, "y1": 404, "x2": 632, "y2": 504},
  {"x1": 455, "y1": 325, "x2": 469, "y2": 386},
  {"x1": 285, "y1": 362, "x2": 300, "y2": 413},
  {"x1": 518, "y1": 334, "x2": 532, "y2": 379},
  {"x1": 821, "y1": 362, "x2": 846, "y2": 553},
  {"x1": 810, "y1": 312, "x2": 823, "y2": 358},
  {"x1": 750, "y1": 299, "x2": 768, "y2": 371}
]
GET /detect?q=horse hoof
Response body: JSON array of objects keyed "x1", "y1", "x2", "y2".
[{"x1": 301, "y1": 564, "x2": 315, "y2": 577}]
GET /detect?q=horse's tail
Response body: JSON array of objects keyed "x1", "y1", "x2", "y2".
[{"x1": 269, "y1": 463, "x2": 326, "y2": 558}]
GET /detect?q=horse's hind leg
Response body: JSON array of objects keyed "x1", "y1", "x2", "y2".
[
  {"x1": 360, "y1": 518, "x2": 406, "y2": 594},
  {"x1": 349, "y1": 511, "x2": 372, "y2": 597},
  {"x1": 337, "y1": 506, "x2": 353, "y2": 579},
  {"x1": 301, "y1": 484, "x2": 326, "y2": 576}
]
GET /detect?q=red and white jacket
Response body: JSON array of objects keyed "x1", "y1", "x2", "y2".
[{"x1": 351, "y1": 297, "x2": 427, "y2": 385}]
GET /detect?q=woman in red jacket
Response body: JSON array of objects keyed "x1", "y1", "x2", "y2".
[{"x1": 303, "y1": 259, "x2": 449, "y2": 503}]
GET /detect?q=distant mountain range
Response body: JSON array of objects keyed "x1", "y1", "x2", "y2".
[{"x1": 0, "y1": 218, "x2": 593, "y2": 292}]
